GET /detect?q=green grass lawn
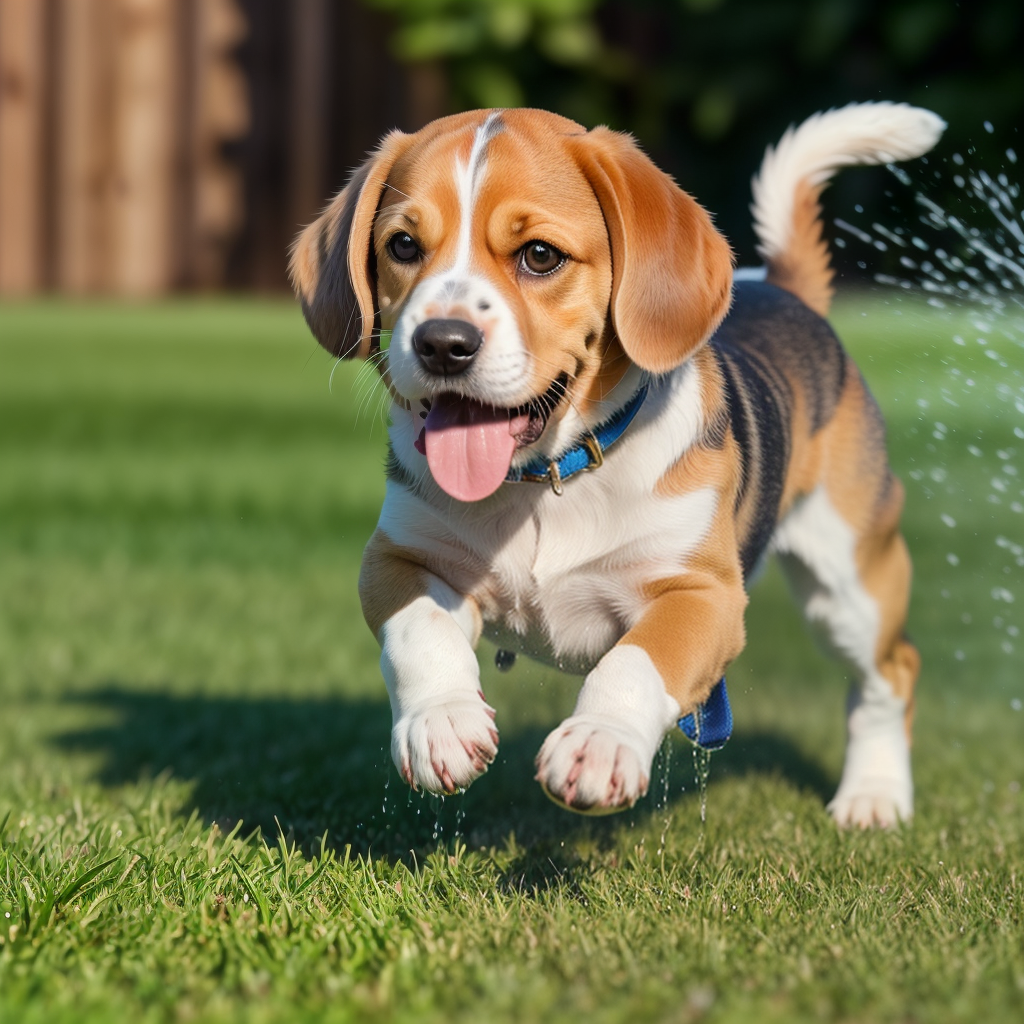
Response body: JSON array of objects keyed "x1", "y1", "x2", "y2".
[{"x1": 1, "y1": 295, "x2": 1022, "y2": 1023}]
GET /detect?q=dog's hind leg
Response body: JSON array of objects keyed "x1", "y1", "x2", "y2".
[{"x1": 773, "y1": 387, "x2": 919, "y2": 827}]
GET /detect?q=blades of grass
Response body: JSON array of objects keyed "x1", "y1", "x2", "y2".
[
  {"x1": 7, "y1": 848, "x2": 44, "y2": 932},
  {"x1": 0, "y1": 810, "x2": 10, "y2": 843},
  {"x1": 271, "y1": 873, "x2": 295, "y2": 935},
  {"x1": 230, "y1": 854, "x2": 273, "y2": 929},
  {"x1": 292, "y1": 832, "x2": 334, "y2": 897},
  {"x1": 54, "y1": 856, "x2": 120, "y2": 913},
  {"x1": 33, "y1": 882, "x2": 57, "y2": 933},
  {"x1": 292, "y1": 857, "x2": 330, "y2": 898}
]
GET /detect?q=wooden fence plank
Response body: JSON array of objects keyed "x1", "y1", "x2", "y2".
[
  {"x1": 109, "y1": 0, "x2": 180, "y2": 296},
  {"x1": 189, "y1": 0, "x2": 248, "y2": 287},
  {"x1": 0, "y1": 0, "x2": 48, "y2": 294},
  {"x1": 55, "y1": 0, "x2": 114, "y2": 293},
  {"x1": 288, "y1": 0, "x2": 328, "y2": 237}
]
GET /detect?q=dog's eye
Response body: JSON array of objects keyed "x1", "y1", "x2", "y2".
[
  {"x1": 387, "y1": 232, "x2": 421, "y2": 263},
  {"x1": 521, "y1": 241, "x2": 565, "y2": 276}
]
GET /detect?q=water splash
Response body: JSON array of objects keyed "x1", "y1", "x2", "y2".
[
  {"x1": 655, "y1": 734, "x2": 674, "y2": 811},
  {"x1": 692, "y1": 745, "x2": 712, "y2": 825},
  {"x1": 655, "y1": 735, "x2": 675, "y2": 859},
  {"x1": 430, "y1": 793, "x2": 444, "y2": 842},
  {"x1": 837, "y1": 145, "x2": 1024, "y2": 324}
]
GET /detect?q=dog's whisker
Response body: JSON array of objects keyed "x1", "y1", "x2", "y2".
[{"x1": 328, "y1": 356, "x2": 344, "y2": 394}]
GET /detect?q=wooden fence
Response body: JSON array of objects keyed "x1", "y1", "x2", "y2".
[{"x1": 0, "y1": 0, "x2": 434, "y2": 296}]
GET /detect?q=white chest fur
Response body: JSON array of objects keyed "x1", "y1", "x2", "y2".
[{"x1": 377, "y1": 362, "x2": 715, "y2": 675}]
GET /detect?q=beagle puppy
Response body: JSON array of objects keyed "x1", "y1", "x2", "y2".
[{"x1": 291, "y1": 103, "x2": 944, "y2": 827}]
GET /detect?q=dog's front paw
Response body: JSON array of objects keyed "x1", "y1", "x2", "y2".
[
  {"x1": 535, "y1": 715, "x2": 651, "y2": 815},
  {"x1": 391, "y1": 692, "x2": 498, "y2": 794}
]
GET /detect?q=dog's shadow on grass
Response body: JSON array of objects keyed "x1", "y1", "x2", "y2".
[{"x1": 54, "y1": 686, "x2": 834, "y2": 861}]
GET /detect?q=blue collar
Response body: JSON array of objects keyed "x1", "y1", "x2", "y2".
[{"x1": 505, "y1": 383, "x2": 649, "y2": 495}]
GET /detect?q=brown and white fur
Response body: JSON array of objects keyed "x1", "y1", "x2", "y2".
[{"x1": 291, "y1": 103, "x2": 944, "y2": 828}]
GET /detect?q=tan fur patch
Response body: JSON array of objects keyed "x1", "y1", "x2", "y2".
[
  {"x1": 631, "y1": 506, "x2": 747, "y2": 712},
  {"x1": 765, "y1": 180, "x2": 834, "y2": 318},
  {"x1": 643, "y1": 382, "x2": 748, "y2": 711},
  {"x1": 359, "y1": 530, "x2": 433, "y2": 640}
]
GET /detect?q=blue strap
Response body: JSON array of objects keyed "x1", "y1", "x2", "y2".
[
  {"x1": 678, "y1": 678, "x2": 732, "y2": 751},
  {"x1": 506, "y1": 383, "x2": 649, "y2": 486}
]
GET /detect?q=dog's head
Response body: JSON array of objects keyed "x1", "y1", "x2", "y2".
[{"x1": 290, "y1": 108, "x2": 733, "y2": 501}]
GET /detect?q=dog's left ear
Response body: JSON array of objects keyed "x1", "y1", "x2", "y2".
[
  {"x1": 290, "y1": 130, "x2": 413, "y2": 359},
  {"x1": 568, "y1": 127, "x2": 734, "y2": 373}
]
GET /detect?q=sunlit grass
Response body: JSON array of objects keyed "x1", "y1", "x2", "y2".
[{"x1": 1, "y1": 295, "x2": 1022, "y2": 1023}]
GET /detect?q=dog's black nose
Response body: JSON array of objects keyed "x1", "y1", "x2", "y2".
[{"x1": 411, "y1": 319, "x2": 483, "y2": 376}]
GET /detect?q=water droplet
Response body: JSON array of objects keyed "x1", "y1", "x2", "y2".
[
  {"x1": 941, "y1": 514, "x2": 957, "y2": 528},
  {"x1": 947, "y1": 553, "x2": 960, "y2": 566},
  {"x1": 692, "y1": 746, "x2": 712, "y2": 824}
]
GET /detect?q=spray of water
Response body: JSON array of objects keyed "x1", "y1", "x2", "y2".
[
  {"x1": 835, "y1": 134, "x2": 1024, "y2": 732},
  {"x1": 836, "y1": 144, "x2": 1023, "y2": 323}
]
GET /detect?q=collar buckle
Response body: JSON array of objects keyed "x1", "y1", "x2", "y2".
[{"x1": 582, "y1": 433, "x2": 604, "y2": 471}]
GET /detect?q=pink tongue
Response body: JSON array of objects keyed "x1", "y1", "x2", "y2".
[{"x1": 424, "y1": 395, "x2": 529, "y2": 501}]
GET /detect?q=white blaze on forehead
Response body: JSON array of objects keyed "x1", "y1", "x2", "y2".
[
  {"x1": 386, "y1": 110, "x2": 530, "y2": 408},
  {"x1": 452, "y1": 112, "x2": 504, "y2": 273}
]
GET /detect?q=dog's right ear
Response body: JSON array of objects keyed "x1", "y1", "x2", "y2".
[{"x1": 289, "y1": 131, "x2": 413, "y2": 359}]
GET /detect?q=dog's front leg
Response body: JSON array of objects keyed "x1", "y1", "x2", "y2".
[
  {"x1": 360, "y1": 533, "x2": 497, "y2": 794},
  {"x1": 536, "y1": 579, "x2": 747, "y2": 814}
]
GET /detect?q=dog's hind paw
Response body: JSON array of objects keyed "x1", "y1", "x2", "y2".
[
  {"x1": 829, "y1": 701, "x2": 914, "y2": 829},
  {"x1": 391, "y1": 692, "x2": 498, "y2": 794},
  {"x1": 828, "y1": 783, "x2": 912, "y2": 829},
  {"x1": 535, "y1": 715, "x2": 651, "y2": 815}
]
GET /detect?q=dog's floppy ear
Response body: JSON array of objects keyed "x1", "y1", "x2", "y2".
[
  {"x1": 289, "y1": 131, "x2": 413, "y2": 359},
  {"x1": 568, "y1": 127, "x2": 734, "y2": 373}
]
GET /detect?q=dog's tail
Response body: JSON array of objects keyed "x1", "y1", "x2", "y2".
[{"x1": 750, "y1": 102, "x2": 945, "y2": 317}]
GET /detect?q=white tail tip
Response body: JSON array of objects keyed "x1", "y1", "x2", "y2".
[{"x1": 752, "y1": 102, "x2": 946, "y2": 261}]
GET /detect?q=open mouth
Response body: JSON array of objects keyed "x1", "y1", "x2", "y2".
[
  {"x1": 412, "y1": 373, "x2": 569, "y2": 502},
  {"x1": 511, "y1": 372, "x2": 569, "y2": 445}
]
